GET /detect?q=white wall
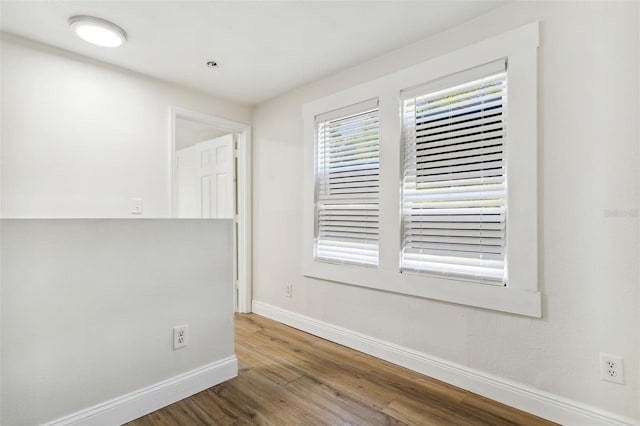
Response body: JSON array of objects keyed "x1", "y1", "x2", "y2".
[
  {"x1": 252, "y1": 1, "x2": 639, "y2": 420},
  {"x1": 1, "y1": 219, "x2": 235, "y2": 425},
  {"x1": 175, "y1": 118, "x2": 229, "y2": 150},
  {"x1": 176, "y1": 144, "x2": 199, "y2": 217},
  {"x1": 0, "y1": 34, "x2": 251, "y2": 218}
]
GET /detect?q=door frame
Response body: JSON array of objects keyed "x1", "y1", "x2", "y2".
[{"x1": 169, "y1": 106, "x2": 252, "y2": 313}]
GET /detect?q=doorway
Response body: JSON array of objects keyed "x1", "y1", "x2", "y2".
[{"x1": 169, "y1": 106, "x2": 252, "y2": 313}]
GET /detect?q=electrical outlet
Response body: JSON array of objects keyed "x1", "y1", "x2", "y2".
[
  {"x1": 173, "y1": 325, "x2": 188, "y2": 350},
  {"x1": 600, "y1": 353, "x2": 624, "y2": 384},
  {"x1": 285, "y1": 283, "x2": 292, "y2": 298}
]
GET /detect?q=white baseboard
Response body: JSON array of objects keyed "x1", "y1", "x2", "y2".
[
  {"x1": 47, "y1": 356, "x2": 238, "y2": 426},
  {"x1": 252, "y1": 300, "x2": 638, "y2": 426}
]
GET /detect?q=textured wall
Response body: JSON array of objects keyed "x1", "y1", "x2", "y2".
[
  {"x1": 252, "y1": 1, "x2": 639, "y2": 419},
  {"x1": 1, "y1": 219, "x2": 234, "y2": 425},
  {"x1": 0, "y1": 35, "x2": 251, "y2": 218}
]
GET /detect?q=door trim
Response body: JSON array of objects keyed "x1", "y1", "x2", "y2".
[{"x1": 169, "y1": 106, "x2": 252, "y2": 313}]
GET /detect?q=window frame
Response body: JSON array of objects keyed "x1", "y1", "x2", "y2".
[
  {"x1": 313, "y1": 98, "x2": 381, "y2": 268},
  {"x1": 302, "y1": 22, "x2": 540, "y2": 317}
]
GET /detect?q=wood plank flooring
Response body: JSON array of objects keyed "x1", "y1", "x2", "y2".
[{"x1": 127, "y1": 314, "x2": 554, "y2": 425}]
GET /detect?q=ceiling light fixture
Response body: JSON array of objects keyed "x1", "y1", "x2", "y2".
[{"x1": 69, "y1": 15, "x2": 127, "y2": 47}]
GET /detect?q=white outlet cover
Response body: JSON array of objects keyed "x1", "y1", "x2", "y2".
[
  {"x1": 600, "y1": 353, "x2": 624, "y2": 384},
  {"x1": 173, "y1": 324, "x2": 188, "y2": 350}
]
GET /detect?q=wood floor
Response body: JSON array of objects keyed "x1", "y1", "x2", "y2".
[{"x1": 127, "y1": 314, "x2": 554, "y2": 425}]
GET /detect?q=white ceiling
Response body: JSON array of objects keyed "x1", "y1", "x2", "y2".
[{"x1": 0, "y1": 1, "x2": 505, "y2": 105}]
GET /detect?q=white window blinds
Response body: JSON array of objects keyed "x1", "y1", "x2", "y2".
[
  {"x1": 315, "y1": 99, "x2": 380, "y2": 267},
  {"x1": 401, "y1": 60, "x2": 507, "y2": 284}
]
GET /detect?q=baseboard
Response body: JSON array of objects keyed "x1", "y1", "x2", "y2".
[
  {"x1": 252, "y1": 300, "x2": 638, "y2": 426},
  {"x1": 47, "y1": 356, "x2": 238, "y2": 426}
]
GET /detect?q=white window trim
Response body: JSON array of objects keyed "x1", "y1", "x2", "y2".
[{"x1": 303, "y1": 22, "x2": 540, "y2": 317}]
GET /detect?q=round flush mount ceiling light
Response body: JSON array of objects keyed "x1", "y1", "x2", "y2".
[{"x1": 69, "y1": 16, "x2": 127, "y2": 47}]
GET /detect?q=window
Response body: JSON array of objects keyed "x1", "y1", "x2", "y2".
[
  {"x1": 314, "y1": 99, "x2": 380, "y2": 267},
  {"x1": 401, "y1": 60, "x2": 507, "y2": 285},
  {"x1": 303, "y1": 23, "x2": 540, "y2": 317}
]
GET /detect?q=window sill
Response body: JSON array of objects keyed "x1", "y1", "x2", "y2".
[{"x1": 303, "y1": 260, "x2": 541, "y2": 318}]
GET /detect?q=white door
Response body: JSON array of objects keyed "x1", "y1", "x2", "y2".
[
  {"x1": 176, "y1": 134, "x2": 234, "y2": 219},
  {"x1": 196, "y1": 134, "x2": 234, "y2": 219}
]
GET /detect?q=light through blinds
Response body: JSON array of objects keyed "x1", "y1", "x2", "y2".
[
  {"x1": 401, "y1": 61, "x2": 507, "y2": 284},
  {"x1": 315, "y1": 99, "x2": 380, "y2": 267}
]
